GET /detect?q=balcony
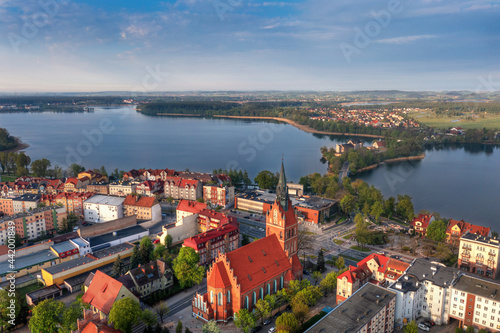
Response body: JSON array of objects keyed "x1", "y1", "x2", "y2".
[
  {"x1": 461, "y1": 252, "x2": 470, "y2": 258},
  {"x1": 462, "y1": 245, "x2": 472, "y2": 251}
]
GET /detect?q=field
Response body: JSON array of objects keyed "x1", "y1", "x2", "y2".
[
  {"x1": 0, "y1": 174, "x2": 17, "y2": 182},
  {"x1": 409, "y1": 111, "x2": 500, "y2": 129}
]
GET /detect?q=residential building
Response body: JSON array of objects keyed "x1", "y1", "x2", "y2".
[
  {"x1": 87, "y1": 183, "x2": 110, "y2": 195},
  {"x1": 50, "y1": 241, "x2": 81, "y2": 260},
  {"x1": 123, "y1": 195, "x2": 161, "y2": 223},
  {"x1": 410, "y1": 214, "x2": 435, "y2": 236},
  {"x1": 83, "y1": 195, "x2": 125, "y2": 223},
  {"x1": 41, "y1": 243, "x2": 135, "y2": 286},
  {"x1": 458, "y1": 232, "x2": 500, "y2": 279},
  {"x1": 389, "y1": 274, "x2": 425, "y2": 329},
  {"x1": 305, "y1": 283, "x2": 396, "y2": 333},
  {"x1": 192, "y1": 162, "x2": 302, "y2": 323},
  {"x1": 12, "y1": 193, "x2": 41, "y2": 213},
  {"x1": 164, "y1": 177, "x2": 202, "y2": 201},
  {"x1": 82, "y1": 270, "x2": 140, "y2": 320},
  {"x1": 197, "y1": 209, "x2": 236, "y2": 233},
  {"x1": 0, "y1": 197, "x2": 14, "y2": 215},
  {"x1": 118, "y1": 259, "x2": 174, "y2": 298},
  {"x1": 42, "y1": 192, "x2": 94, "y2": 217},
  {"x1": 372, "y1": 141, "x2": 386, "y2": 149},
  {"x1": 65, "y1": 177, "x2": 90, "y2": 193},
  {"x1": 176, "y1": 200, "x2": 207, "y2": 221},
  {"x1": 203, "y1": 184, "x2": 235, "y2": 208},
  {"x1": 183, "y1": 224, "x2": 239, "y2": 266},
  {"x1": 0, "y1": 206, "x2": 67, "y2": 244},
  {"x1": 135, "y1": 180, "x2": 164, "y2": 199},
  {"x1": 347, "y1": 139, "x2": 364, "y2": 149},
  {"x1": 78, "y1": 170, "x2": 108, "y2": 183},
  {"x1": 446, "y1": 219, "x2": 490, "y2": 246},
  {"x1": 449, "y1": 274, "x2": 500, "y2": 332},
  {"x1": 109, "y1": 181, "x2": 138, "y2": 197},
  {"x1": 335, "y1": 143, "x2": 354, "y2": 154},
  {"x1": 76, "y1": 311, "x2": 122, "y2": 333},
  {"x1": 336, "y1": 253, "x2": 409, "y2": 304},
  {"x1": 406, "y1": 259, "x2": 459, "y2": 325}
]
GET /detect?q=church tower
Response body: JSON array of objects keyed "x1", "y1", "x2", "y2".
[{"x1": 266, "y1": 161, "x2": 298, "y2": 258}]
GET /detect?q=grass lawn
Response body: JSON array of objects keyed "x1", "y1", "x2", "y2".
[
  {"x1": 409, "y1": 111, "x2": 500, "y2": 130},
  {"x1": 0, "y1": 174, "x2": 17, "y2": 182},
  {"x1": 342, "y1": 233, "x2": 354, "y2": 240},
  {"x1": 336, "y1": 216, "x2": 348, "y2": 224},
  {"x1": 333, "y1": 239, "x2": 345, "y2": 245},
  {"x1": 17, "y1": 283, "x2": 44, "y2": 298},
  {"x1": 350, "y1": 245, "x2": 371, "y2": 252}
]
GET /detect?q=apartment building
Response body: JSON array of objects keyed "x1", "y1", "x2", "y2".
[
  {"x1": 458, "y1": 233, "x2": 500, "y2": 279},
  {"x1": 83, "y1": 195, "x2": 125, "y2": 223},
  {"x1": 203, "y1": 184, "x2": 235, "y2": 208},
  {"x1": 164, "y1": 177, "x2": 202, "y2": 201},
  {"x1": 123, "y1": 194, "x2": 161, "y2": 222},
  {"x1": 12, "y1": 193, "x2": 41, "y2": 213},
  {"x1": 108, "y1": 181, "x2": 138, "y2": 197}
]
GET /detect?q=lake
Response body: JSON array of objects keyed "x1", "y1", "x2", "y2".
[{"x1": 0, "y1": 106, "x2": 498, "y2": 229}]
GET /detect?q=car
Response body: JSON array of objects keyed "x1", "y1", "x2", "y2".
[
  {"x1": 427, "y1": 320, "x2": 435, "y2": 326},
  {"x1": 272, "y1": 311, "x2": 281, "y2": 319},
  {"x1": 303, "y1": 270, "x2": 310, "y2": 275},
  {"x1": 268, "y1": 328, "x2": 276, "y2": 333},
  {"x1": 417, "y1": 323, "x2": 430, "y2": 331},
  {"x1": 263, "y1": 319, "x2": 271, "y2": 325},
  {"x1": 422, "y1": 322, "x2": 431, "y2": 328},
  {"x1": 153, "y1": 239, "x2": 160, "y2": 244}
]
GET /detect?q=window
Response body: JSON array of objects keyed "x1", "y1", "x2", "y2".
[
  {"x1": 227, "y1": 290, "x2": 231, "y2": 304},
  {"x1": 210, "y1": 291, "x2": 214, "y2": 303},
  {"x1": 267, "y1": 284, "x2": 271, "y2": 295},
  {"x1": 218, "y1": 292, "x2": 223, "y2": 306},
  {"x1": 245, "y1": 296, "x2": 249, "y2": 309},
  {"x1": 280, "y1": 276, "x2": 284, "y2": 289},
  {"x1": 253, "y1": 292, "x2": 257, "y2": 305},
  {"x1": 274, "y1": 280, "x2": 277, "y2": 293}
]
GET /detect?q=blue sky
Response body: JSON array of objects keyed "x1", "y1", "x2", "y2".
[{"x1": 0, "y1": 0, "x2": 499, "y2": 92}]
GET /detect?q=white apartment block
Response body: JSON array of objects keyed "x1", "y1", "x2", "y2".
[
  {"x1": 458, "y1": 232, "x2": 500, "y2": 279},
  {"x1": 389, "y1": 275, "x2": 425, "y2": 329},
  {"x1": 83, "y1": 195, "x2": 125, "y2": 223},
  {"x1": 109, "y1": 182, "x2": 138, "y2": 197}
]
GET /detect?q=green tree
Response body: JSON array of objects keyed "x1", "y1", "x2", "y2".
[
  {"x1": 31, "y1": 158, "x2": 51, "y2": 177},
  {"x1": 291, "y1": 299, "x2": 309, "y2": 325},
  {"x1": 153, "y1": 244, "x2": 167, "y2": 260},
  {"x1": 176, "y1": 320, "x2": 183, "y2": 333},
  {"x1": 312, "y1": 271, "x2": 323, "y2": 286},
  {"x1": 426, "y1": 219, "x2": 448, "y2": 242},
  {"x1": 275, "y1": 312, "x2": 299, "y2": 333},
  {"x1": 254, "y1": 299, "x2": 270, "y2": 324},
  {"x1": 336, "y1": 256, "x2": 345, "y2": 269},
  {"x1": 455, "y1": 328, "x2": 465, "y2": 333},
  {"x1": 130, "y1": 245, "x2": 141, "y2": 269},
  {"x1": 69, "y1": 163, "x2": 85, "y2": 177},
  {"x1": 292, "y1": 286, "x2": 322, "y2": 307},
  {"x1": 477, "y1": 329, "x2": 489, "y2": 333},
  {"x1": 396, "y1": 194, "x2": 414, "y2": 221},
  {"x1": 320, "y1": 271, "x2": 341, "y2": 295},
  {"x1": 264, "y1": 294, "x2": 277, "y2": 314},
  {"x1": 370, "y1": 201, "x2": 384, "y2": 221},
  {"x1": 234, "y1": 309, "x2": 256, "y2": 333},
  {"x1": 60, "y1": 300, "x2": 84, "y2": 333},
  {"x1": 354, "y1": 213, "x2": 370, "y2": 249},
  {"x1": 142, "y1": 309, "x2": 158, "y2": 327},
  {"x1": 108, "y1": 297, "x2": 142, "y2": 333},
  {"x1": 0, "y1": 289, "x2": 20, "y2": 331},
  {"x1": 316, "y1": 249, "x2": 326, "y2": 273},
  {"x1": 340, "y1": 194, "x2": 356, "y2": 215},
  {"x1": 362, "y1": 201, "x2": 371, "y2": 217},
  {"x1": 165, "y1": 234, "x2": 173, "y2": 248},
  {"x1": 403, "y1": 320, "x2": 418, "y2": 333},
  {"x1": 185, "y1": 328, "x2": 193, "y2": 333},
  {"x1": 28, "y1": 299, "x2": 64, "y2": 333},
  {"x1": 465, "y1": 327, "x2": 475, "y2": 333},
  {"x1": 156, "y1": 303, "x2": 170, "y2": 323},
  {"x1": 202, "y1": 320, "x2": 221, "y2": 333},
  {"x1": 112, "y1": 255, "x2": 126, "y2": 278},
  {"x1": 384, "y1": 196, "x2": 396, "y2": 217},
  {"x1": 241, "y1": 234, "x2": 251, "y2": 246},
  {"x1": 140, "y1": 236, "x2": 154, "y2": 264},
  {"x1": 254, "y1": 170, "x2": 279, "y2": 190},
  {"x1": 172, "y1": 247, "x2": 205, "y2": 288}
]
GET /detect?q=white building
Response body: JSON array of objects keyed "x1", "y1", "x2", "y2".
[
  {"x1": 450, "y1": 274, "x2": 500, "y2": 332},
  {"x1": 389, "y1": 275, "x2": 426, "y2": 329},
  {"x1": 109, "y1": 182, "x2": 138, "y2": 197},
  {"x1": 69, "y1": 237, "x2": 91, "y2": 256},
  {"x1": 83, "y1": 195, "x2": 125, "y2": 223}
]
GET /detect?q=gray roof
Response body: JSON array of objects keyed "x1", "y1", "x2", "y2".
[
  {"x1": 88, "y1": 225, "x2": 148, "y2": 248},
  {"x1": 70, "y1": 237, "x2": 89, "y2": 248},
  {"x1": 26, "y1": 285, "x2": 61, "y2": 299},
  {"x1": 461, "y1": 233, "x2": 500, "y2": 247},
  {"x1": 0, "y1": 250, "x2": 58, "y2": 276},
  {"x1": 84, "y1": 195, "x2": 125, "y2": 206},
  {"x1": 236, "y1": 190, "x2": 337, "y2": 209},
  {"x1": 43, "y1": 243, "x2": 134, "y2": 275},
  {"x1": 453, "y1": 274, "x2": 500, "y2": 300},
  {"x1": 51, "y1": 241, "x2": 78, "y2": 254},
  {"x1": 389, "y1": 274, "x2": 421, "y2": 294},
  {"x1": 406, "y1": 259, "x2": 459, "y2": 288},
  {"x1": 12, "y1": 194, "x2": 41, "y2": 202},
  {"x1": 305, "y1": 283, "x2": 396, "y2": 333}
]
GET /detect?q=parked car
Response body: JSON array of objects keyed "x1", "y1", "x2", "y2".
[
  {"x1": 417, "y1": 323, "x2": 430, "y2": 331},
  {"x1": 263, "y1": 319, "x2": 271, "y2": 325},
  {"x1": 272, "y1": 312, "x2": 281, "y2": 319},
  {"x1": 426, "y1": 320, "x2": 435, "y2": 326},
  {"x1": 153, "y1": 239, "x2": 160, "y2": 244},
  {"x1": 268, "y1": 328, "x2": 276, "y2": 333},
  {"x1": 303, "y1": 270, "x2": 310, "y2": 275},
  {"x1": 422, "y1": 322, "x2": 431, "y2": 328}
]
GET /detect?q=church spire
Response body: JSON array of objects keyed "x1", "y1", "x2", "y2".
[{"x1": 276, "y1": 160, "x2": 289, "y2": 211}]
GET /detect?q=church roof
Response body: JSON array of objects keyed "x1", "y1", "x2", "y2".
[
  {"x1": 225, "y1": 234, "x2": 292, "y2": 294},
  {"x1": 208, "y1": 261, "x2": 232, "y2": 289}
]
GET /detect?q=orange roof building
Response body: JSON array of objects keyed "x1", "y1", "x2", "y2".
[
  {"x1": 81, "y1": 270, "x2": 139, "y2": 319},
  {"x1": 446, "y1": 219, "x2": 490, "y2": 245},
  {"x1": 410, "y1": 214, "x2": 435, "y2": 236},
  {"x1": 192, "y1": 161, "x2": 302, "y2": 323},
  {"x1": 123, "y1": 194, "x2": 161, "y2": 223}
]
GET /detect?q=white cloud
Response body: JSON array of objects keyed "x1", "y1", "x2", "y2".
[{"x1": 376, "y1": 35, "x2": 437, "y2": 44}]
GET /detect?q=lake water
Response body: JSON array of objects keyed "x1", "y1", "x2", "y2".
[{"x1": 0, "y1": 105, "x2": 498, "y2": 229}]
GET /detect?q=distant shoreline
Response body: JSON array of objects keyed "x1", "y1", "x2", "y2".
[
  {"x1": 354, "y1": 154, "x2": 426, "y2": 174},
  {"x1": 0, "y1": 137, "x2": 30, "y2": 153},
  {"x1": 212, "y1": 115, "x2": 383, "y2": 139}
]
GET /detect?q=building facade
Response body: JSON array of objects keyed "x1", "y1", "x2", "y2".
[
  {"x1": 458, "y1": 233, "x2": 500, "y2": 279},
  {"x1": 123, "y1": 195, "x2": 161, "y2": 223},
  {"x1": 203, "y1": 185, "x2": 235, "y2": 208},
  {"x1": 446, "y1": 220, "x2": 490, "y2": 246},
  {"x1": 83, "y1": 195, "x2": 125, "y2": 223},
  {"x1": 410, "y1": 214, "x2": 434, "y2": 236}
]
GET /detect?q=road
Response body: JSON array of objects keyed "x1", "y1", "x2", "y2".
[{"x1": 132, "y1": 286, "x2": 207, "y2": 333}]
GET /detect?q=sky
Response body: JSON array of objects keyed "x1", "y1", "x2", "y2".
[{"x1": 0, "y1": 0, "x2": 499, "y2": 92}]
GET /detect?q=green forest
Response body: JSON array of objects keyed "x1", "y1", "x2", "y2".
[{"x1": 0, "y1": 128, "x2": 18, "y2": 151}]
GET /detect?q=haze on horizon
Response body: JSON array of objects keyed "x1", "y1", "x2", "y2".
[{"x1": 0, "y1": 0, "x2": 499, "y2": 93}]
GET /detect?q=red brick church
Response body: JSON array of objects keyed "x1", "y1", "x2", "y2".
[{"x1": 192, "y1": 162, "x2": 303, "y2": 323}]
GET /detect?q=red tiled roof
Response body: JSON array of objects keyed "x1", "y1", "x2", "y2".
[
  {"x1": 123, "y1": 195, "x2": 157, "y2": 208},
  {"x1": 81, "y1": 270, "x2": 123, "y2": 315},
  {"x1": 225, "y1": 234, "x2": 292, "y2": 294},
  {"x1": 410, "y1": 214, "x2": 433, "y2": 228},
  {"x1": 183, "y1": 224, "x2": 238, "y2": 247},
  {"x1": 177, "y1": 200, "x2": 207, "y2": 214},
  {"x1": 180, "y1": 179, "x2": 199, "y2": 188},
  {"x1": 387, "y1": 258, "x2": 409, "y2": 273},
  {"x1": 81, "y1": 322, "x2": 122, "y2": 333},
  {"x1": 208, "y1": 261, "x2": 231, "y2": 288},
  {"x1": 290, "y1": 254, "x2": 303, "y2": 278},
  {"x1": 65, "y1": 177, "x2": 79, "y2": 186},
  {"x1": 446, "y1": 219, "x2": 490, "y2": 237}
]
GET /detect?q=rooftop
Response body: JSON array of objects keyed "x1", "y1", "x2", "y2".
[
  {"x1": 0, "y1": 206, "x2": 63, "y2": 223},
  {"x1": 12, "y1": 193, "x2": 41, "y2": 202},
  {"x1": 407, "y1": 259, "x2": 459, "y2": 288},
  {"x1": 453, "y1": 275, "x2": 500, "y2": 300},
  {"x1": 84, "y1": 195, "x2": 125, "y2": 206},
  {"x1": 305, "y1": 283, "x2": 396, "y2": 333},
  {"x1": 26, "y1": 285, "x2": 61, "y2": 299},
  {"x1": 461, "y1": 232, "x2": 500, "y2": 247},
  {"x1": 88, "y1": 225, "x2": 148, "y2": 248},
  {"x1": 51, "y1": 241, "x2": 78, "y2": 254},
  {"x1": 236, "y1": 190, "x2": 337, "y2": 210},
  {"x1": 389, "y1": 274, "x2": 421, "y2": 294},
  {"x1": 0, "y1": 250, "x2": 59, "y2": 276}
]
